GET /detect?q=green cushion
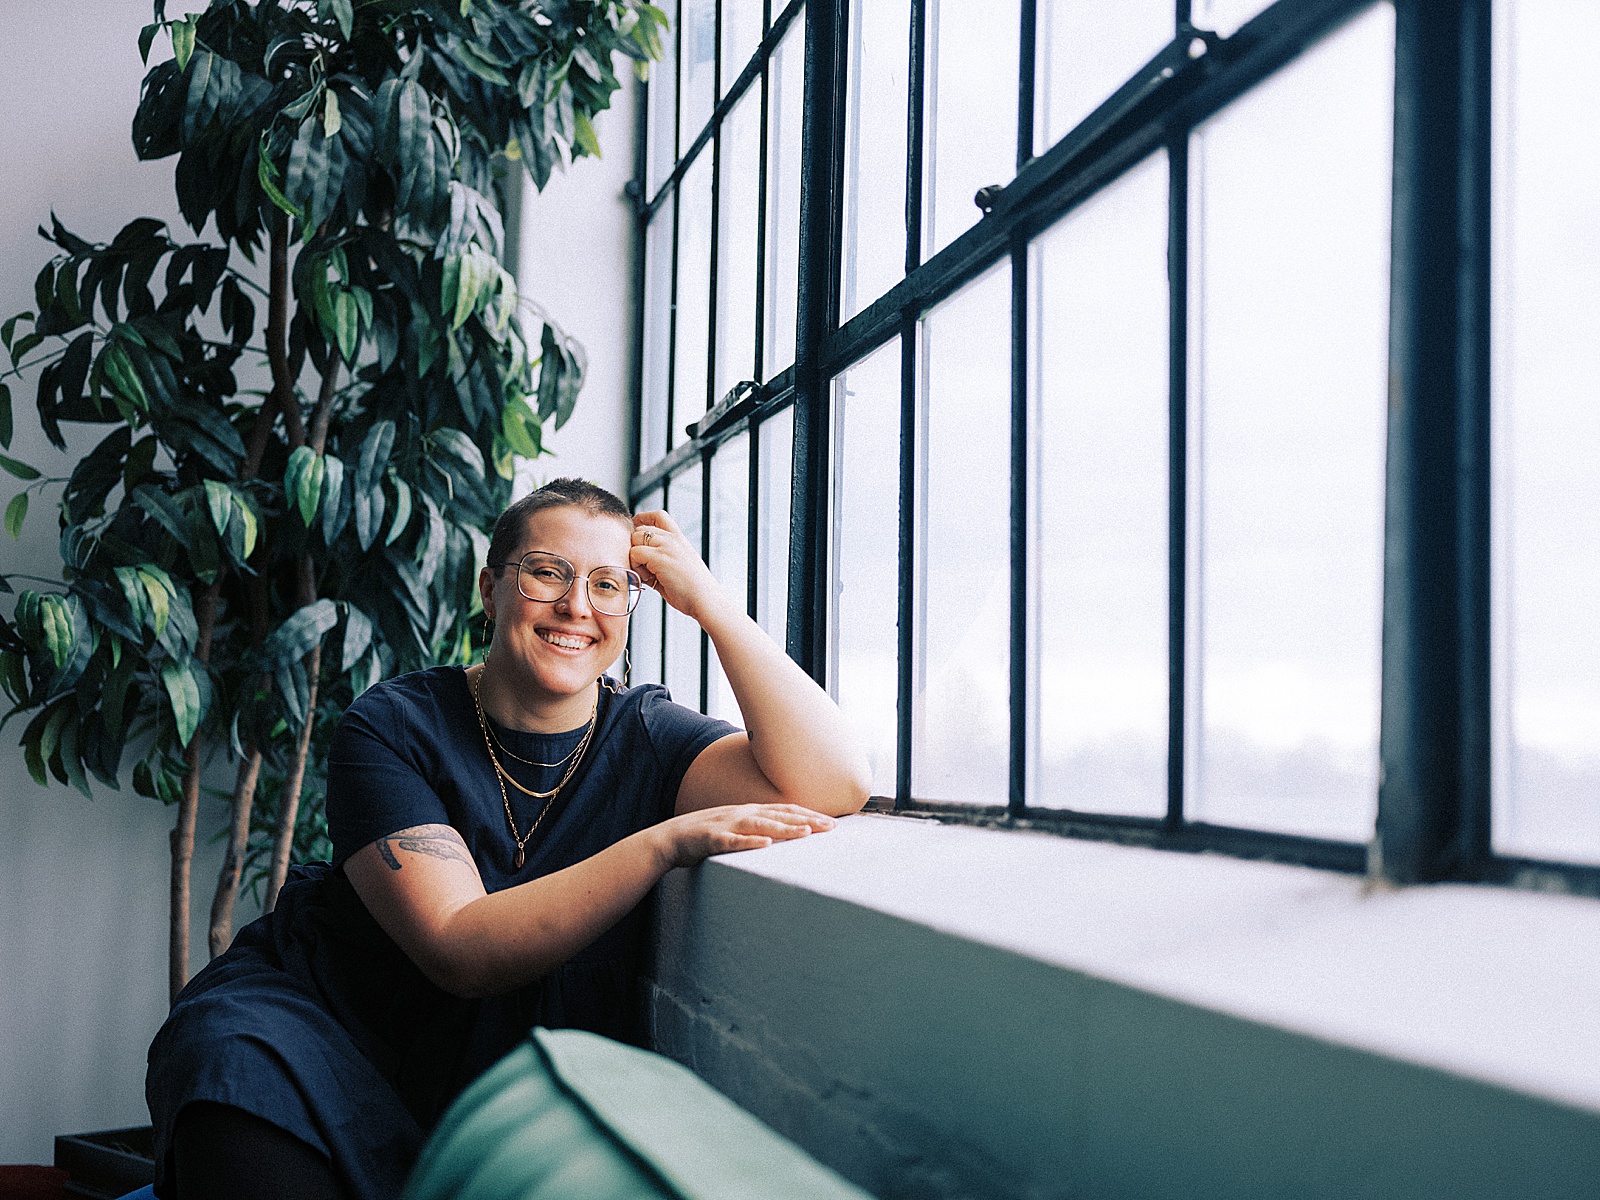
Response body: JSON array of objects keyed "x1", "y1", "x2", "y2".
[{"x1": 402, "y1": 1028, "x2": 873, "y2": 1200}]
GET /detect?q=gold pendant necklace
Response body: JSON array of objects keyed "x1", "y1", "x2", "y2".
[{"x1": 471, "y1": 670, "x2": 598, "y2": 870}]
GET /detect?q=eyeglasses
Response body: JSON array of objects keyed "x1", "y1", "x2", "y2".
[{"x1": 489, "y1": 551, "x2": 644, "y2": 616}]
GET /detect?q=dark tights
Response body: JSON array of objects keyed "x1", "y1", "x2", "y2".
[{"x1": 173, "y1": 1101, "x2": 343, "y2": 1200}]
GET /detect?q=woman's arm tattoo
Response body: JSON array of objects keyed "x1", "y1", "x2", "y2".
[{"x1": 375, "y1": 825, "x2": 474, "y2": 871}]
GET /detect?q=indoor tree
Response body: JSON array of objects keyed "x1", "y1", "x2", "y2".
[{"x1": 0, "y1": 0, "x2": 664, "y2": 1003}]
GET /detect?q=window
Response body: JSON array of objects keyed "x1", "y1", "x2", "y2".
[{"x1": 632, "y1": 0, "x2": 1600, "y2": 894}]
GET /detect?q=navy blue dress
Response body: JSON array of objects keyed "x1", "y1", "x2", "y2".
[{"x1": 146, "y1": 666, "x2": 736, "y2": 1200}]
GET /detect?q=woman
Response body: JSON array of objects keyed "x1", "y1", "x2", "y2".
[{"x1": 146, "y1": 478, "x2": 871, "y2": 1200}]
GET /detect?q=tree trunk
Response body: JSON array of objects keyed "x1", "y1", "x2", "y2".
[
  {"x1": 264, "y1": 354, "x2": 342, "y2": 913},
  {"x1": 208, "y1": 746, "x2": 263, "y2": 958},
  {"x1": 169, "y1": 736, "x2": 201, "y2": 1005},
  {"x1": 170, "y1": 582, "x2": 220, "y2": 1004},
  {"x1": 265, "y1": 643, "x2": 320, "y2": 912},
  {"x1": 205, "y1": 379, "x2": 282, "y2": 953}
]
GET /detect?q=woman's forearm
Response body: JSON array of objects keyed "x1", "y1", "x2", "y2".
[
  {"x1": 432, "y1": 826, "x2": 670, "y2": 997},
  {"x1": 357, "y1": 803, "x2": 834, "y2": 999}
]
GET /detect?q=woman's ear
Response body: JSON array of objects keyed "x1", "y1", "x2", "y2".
[{"x1": 478, "y1": 566, "x2": 496, "y2": 621}]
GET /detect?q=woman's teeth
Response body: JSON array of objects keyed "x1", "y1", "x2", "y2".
[{"x1": 539, "y1": 630, "x2": 589, "y2": 650}]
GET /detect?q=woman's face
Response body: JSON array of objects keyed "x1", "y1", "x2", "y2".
[{"x1": 480, "y1": 505, "x2": 633, "y2": 701}]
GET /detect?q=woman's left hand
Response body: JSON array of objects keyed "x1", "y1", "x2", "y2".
[{"x1": 629, "y1": 510, "x2": 730, "y2": 623}]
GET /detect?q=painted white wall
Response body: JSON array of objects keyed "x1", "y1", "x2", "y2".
[
  {"x1": 514, "y1": 79, "x2": 638, "y2": 500},
  {"x1": 0, "y1": 1, "x2": 255, "y2": 1165}
]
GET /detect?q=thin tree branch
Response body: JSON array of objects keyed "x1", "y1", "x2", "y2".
[
  {"x1": 209, "y1": 746, "x2": 263, "y2": 958},
  {"x1": 170, "y1": 579, "x2": 220, "y2": 1005},
  {"x1": 308, "y1": 356, "x2": 340, "y2": 456},
  {"x1": 264, "y1": 642, "x2": 320, "y2": 913}
]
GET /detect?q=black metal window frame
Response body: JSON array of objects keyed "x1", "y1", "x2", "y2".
[{"x1": 627, "y1": 0, "x2": 1600, "y2": 896}]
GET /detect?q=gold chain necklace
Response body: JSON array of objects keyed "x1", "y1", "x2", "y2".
[
  {"x1": 470, "y1": 671, "x2": 598, "y2": 869},
  {"x1": 482, "y1": 715, "x2": 588, "y2": 770}
]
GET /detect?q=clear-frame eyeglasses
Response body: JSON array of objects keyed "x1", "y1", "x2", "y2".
[{"x1": 489, "y1": 551, "x2": 643, "y2": 616}]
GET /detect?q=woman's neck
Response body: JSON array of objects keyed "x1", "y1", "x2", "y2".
[{"x1": 472, "y1": 659, "x2": 596, "y2": 734}]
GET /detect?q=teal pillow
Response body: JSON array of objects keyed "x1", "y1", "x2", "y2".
[{"x1": 402, "y1": 1028, "x2": 873, "y2": 1200}]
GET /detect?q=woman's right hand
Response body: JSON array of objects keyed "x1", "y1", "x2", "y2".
[{"x1": 654, "y1": 803, "x2": 837, "y2": 869}]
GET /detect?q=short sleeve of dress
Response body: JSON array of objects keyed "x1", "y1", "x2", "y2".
[
  {"x1": 636, "y1": 687, "x2": 740, "y2": 819},
  {"x1": 326, "y1": 687, "x2": 450, "y2": 867}
]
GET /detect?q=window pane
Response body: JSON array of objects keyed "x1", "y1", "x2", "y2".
[
  {"x1": 716, "y1": 88, "x2": 762, "y2": 403},
  {"x1": 841, "y1": 0, "x2": 910, "y2": 319},
  {"x1": 757, "y1": 406, "x2": 794, "y2": 647},
  {"x1": 630, "y1": 488, "x2": 666, "y2": 687},
  {"x1": 723, "y1": 0, "x2": 764, "y2": 93},
  {"x1": 914, "y1": 263, "x2": 1011, "y2": 805},
  {"x1": 674, "y1": 152, "x2": 713, "y2": 447},
  {"x1": 924, "y1": 0, "x2": 1020, "y2": 258},
  {"x1": 1492, "y1": 0, "x2": 1600, "y2": 864},
  {"x1": 765, "y1": 15, "x2": 805, "y2": 376},
  {"x1": 1187, "y1": 6, "x2": 1393, "y2": 841},
  {"x1": 1196, "y1": 0, "x2": 1272, "y2": 40},
  {"x1": 831, "y1": 339, "x2": 902, "y2": 799},
  {"x1": 1031, "y1": 153, "x2": 1168, "y2": 816},
  {"x1": 1035, "y1": 0, "x2": 1171, "y2": 154},
  {"x1": 708, "y1": 435, "x2": 751, "y2": 725},
  {"x1": 640, "y1": 205, "x2": 675, "y2": 472},
  {"x1": 665, "y1": 463, "x2": 705, "y2": 710},
  {"x1": 679, "y1": 0, "x2": 716, "y2": 150},
  {"x1": 646, "y1": 0, "x2": 680, "y2": 195}
]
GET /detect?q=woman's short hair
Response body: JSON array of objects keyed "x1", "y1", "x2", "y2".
[{"x1": 486, "y1": 478, "x2": 633, "y2": 569}]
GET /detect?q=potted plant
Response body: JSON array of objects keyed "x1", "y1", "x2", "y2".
[{"x1": 0, "y1": 0, "x2": 662, "y2": 1043}]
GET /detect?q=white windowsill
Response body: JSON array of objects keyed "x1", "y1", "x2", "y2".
[{"x1": 712, "y1": 811, "x2": 1600, "y2": 1116}]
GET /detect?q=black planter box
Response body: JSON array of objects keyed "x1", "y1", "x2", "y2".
[{"x1": 53, "y1": 1127, "x2": 154, "y2": 1200}]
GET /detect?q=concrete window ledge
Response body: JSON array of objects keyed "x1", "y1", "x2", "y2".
[{"x1": 647, "y1": 813, "x2": 1600, "y2": 1200}]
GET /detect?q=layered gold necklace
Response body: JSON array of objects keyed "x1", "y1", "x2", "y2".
[{"x1": 470, "y1": 669, "x2": 598, "y2": 870}]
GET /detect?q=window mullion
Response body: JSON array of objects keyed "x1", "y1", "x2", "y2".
[
  {"x1": 1167, "y1": 135, "x2": 1188, "y2": 832},
  {"x1": 787, "y1": 0, "x2": 847, "y2": 679},
  {"x1": 1008, "y1": 240, "x2": 1028, "y2": 817},
  {"x1": 1375, "y1": 0, "x2": 1487, "y2": 884}
]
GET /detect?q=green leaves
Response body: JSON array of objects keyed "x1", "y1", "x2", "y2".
[
  {"x1": 285, "y1": 446, "x2": 326, "y2": 527},
  {"x1": 261, "y1": 600, "x2": 338, "y2": 668},
  {"x1": 15, "y1": 591, "x2": 78, "y2": 670},
  {"x1": 284, "y1": 116, "x2": 349, "y2": 236},
  {"x1": 5, "y1": 493, "x2": 26, "y2": 540},
  {"x1": 323, "y1": 90, "x2": 342, "y2": 139},
  {"x1": 115, "y1": 564, "x2": 175, "y2": 639},
  {"x1": 171, "y1": 17, "x2": 197, "y2": 72},
  {"x1": 339, "y1": 604, "x2": 373, "y2": 672},
  {"x1": 0, "y1": 452, "x2": 41, "y2": 481},
  {"x1": 162, "y1": 657, "x2": 202, "y2": 747},
  {"x1": 100, "y1": 341, "x2": 149, "y2": 414},
  {"x1": 318, "y1": 0, "x2": 354, "y2": 40},
  {"x1": 183, "y1": 48, "x2": 244, "y2": 143},
  {"x1": 500, "y1": 396, "x2": 544, "y2": 460},
  {"x1": 257, "y1": 134, "x2": 304, "y2": 221},
  {"x1": 0, "y1": 0, "x2": 667, "y2": 874},
  {"x1": 320, "y1": 454, "x2": 348, "y2": 544},
  {"x1": 203, "y1": 479, "x2": 257, "y2": 563}
]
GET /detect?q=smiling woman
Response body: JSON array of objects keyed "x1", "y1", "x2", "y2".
[{"x1": 144, "y1": 478, "x2": 870, "y2": 1200}]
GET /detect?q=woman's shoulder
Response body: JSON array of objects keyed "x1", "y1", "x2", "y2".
[
  {"x1": 348, "y1": 665, "x2": 465, "y2": 714},
  {"x1": 602, "y1": 677, "x2": 737, "y2": 747},
  {"x1": 337, "y1": 665, "x2": 468, "y2": 743}
]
